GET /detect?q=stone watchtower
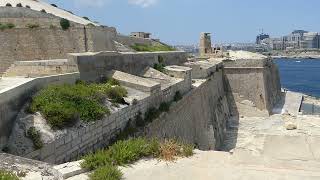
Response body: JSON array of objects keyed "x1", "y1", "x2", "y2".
[{"x1": 199, "y1": 32, "x2": 212, "y2": 57}]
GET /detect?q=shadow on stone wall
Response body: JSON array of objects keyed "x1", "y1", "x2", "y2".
[{"x1": 220, "y1": 72, "x2": 240, "y2": 151}]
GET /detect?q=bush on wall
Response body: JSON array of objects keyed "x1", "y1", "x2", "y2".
[
  {"x1": 29, "y1": 80, "x2": 127, "y2": 129},
  {"x1": 60, "y1": 18, "x2": 70, "y2": 30}
]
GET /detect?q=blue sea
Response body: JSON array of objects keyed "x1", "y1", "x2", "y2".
[{"x1": 274, "y1": 58, "x2": 320, "y2": 97}]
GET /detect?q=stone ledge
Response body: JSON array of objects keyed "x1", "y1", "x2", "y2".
[{"x1": 111, "y1": 70, "x2": 161, "y2": 94}]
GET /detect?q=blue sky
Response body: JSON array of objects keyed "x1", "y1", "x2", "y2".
[{"x1": 46, "y1": 0, "x2": 320, "y2": 45}]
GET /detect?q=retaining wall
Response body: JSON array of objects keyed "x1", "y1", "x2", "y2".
[
  {"x1": 145, "y1": 70, "x2": 230, "y2": 150},
  {"x1": 0, "y1": 73, "x2": 80, "y2": 149},
  {"x1": 73, "y1": 51, "x2": 187, "y2": 81},
  {"x1": 23, "y1": 72, "x2": 191, "y2": 164},
  {"x1": 0, "y1": 26, "x2": 116, "y2": 75}
]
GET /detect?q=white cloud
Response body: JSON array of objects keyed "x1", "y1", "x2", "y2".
[{"x1": 128, "y1": 0, "x2": 158, "y2": 8}]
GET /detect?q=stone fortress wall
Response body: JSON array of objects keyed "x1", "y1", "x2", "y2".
[
  {"x1": 0, "y1": 50, "x2": 282, "y2": 164},
  {"x1": 73, "y1": 51, "x2": 188, "y2": 81},
  {"x1": 223, "y1": 58, "x2": 282, "y2": 116},
  {"x1": 0, "y1": 7, "x2": 161, "y2": 76}
]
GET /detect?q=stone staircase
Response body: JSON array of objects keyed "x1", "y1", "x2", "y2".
[
  {"x1": 0, "y1": 60, "x2": 14, "y2": 78},
  {"x1": 114, "y1": 41, "x2": 134, "y2": 52}
]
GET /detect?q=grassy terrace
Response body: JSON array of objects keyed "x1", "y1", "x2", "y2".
[
  {"x1": 82, "y1": 138, "x2": 194, "y2": 180},
  {"x1": 0, "y1": 170, "x2": 19, "y2": 180},
  {"x1": 130, "y1": 43, "x2": 175, "y2": 52},
  {"x1": 29, "y1": 79, "x2": 127, "y2": 129}
]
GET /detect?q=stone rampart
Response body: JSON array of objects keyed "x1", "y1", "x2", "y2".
[
  {"x1": 22, "y1": 70, "x2": 191, "y2": 164},
  {"x1": 0, "y1": 26, "x2": 116, "y2": 75},
  {"x1": 73, "y1": 51, "x2": 188, "y2": 81},
  {"x1": 223, "y1": 58, "x2": 281, "y2": 116},
  {"x1": 0, "y1": 73, "x2": 80, "y2": 149},
  {"x1": 145, "y1": 70, "x2": 230, "y2": 150}
]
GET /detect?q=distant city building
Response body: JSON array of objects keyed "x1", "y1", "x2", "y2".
[
  {"x1": 256, "y1": 33, "x2": 270, "y2": 44},
  {"x1": 130, "y1": 32, "x2": 151, "y2": 39},
  {"x1": 260, "y1": 30, "x2": 320, "y2": 50}
]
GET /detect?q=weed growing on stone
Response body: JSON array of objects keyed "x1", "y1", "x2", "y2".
[
  {"x1": 26, "y1": 23, "x2": 40, "y2": 29},
  {"x1": 131, "y1": 43, "x2": 175, "y2": 52},
  {"x1": 89, "y1": 166, "x2": 122, "y2": 180},
  {"x1": 174, "y1": 91, "x2": 183, "y2": 102},
  {"x1": 29, "y1": 80, "x2": 127, "y2": 129},
  {"x1": 60, "y1": 18, "x2": 70, "y2": 30},
  {"x1": 0, "y1": 170, "x2": 19, "y2": 180},
  {"x1": 159, "y1": 102, "x2": 171, "y2": 112},
  {"x1": 27, "y1": 127, "x2": 43, "y2": 150},
  {"x1": 82, "y1": 138, "x2": 194, "y2": 180},
  {"x1": 0, "y1": 23, "x2": 15, "y2": 30}
]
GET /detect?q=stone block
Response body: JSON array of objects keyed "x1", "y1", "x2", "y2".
[
  {"x1": 56, "y1": 143, "x2": 71, "y2": 157},
  {"x1": 40, "y1": 142, "x2": 55, "y2": 159}
]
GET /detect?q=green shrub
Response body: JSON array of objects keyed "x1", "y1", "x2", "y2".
[
  {"x1": 0, "y1": 170, "x2": 19, "y2": 180},
  {"x1": 29, "y1": 82, "x2": 127, "y2": 129},
  {"x1": 82, "y1": 138, "x2": 193, "y2": 180},
  {"x1": 27, "y1": 23, "x2": 39, "y2": 29},
  {"x1": 130, "y1": 44, "x2": 175, "y2": 52},
  {"x1": 106, "y1": 86, "x2": 128, "y2": 104},
  {"x1": 7, "y1": 23, "x2": 15, "y2": 29},
  {"x1": 153, "y1": 63, "x2": 165, "y2": 72},
  {"x1": 174, "y1": 91, "x2": 182, "y2": 102},
  {"x1": 60, "y1": 18, "x2": 70, "y2": 30},
  {"x1": 16, "y1": 3, "x2": 23, "y2": 7},
  {"x1": 159, "y1": 102, "x2": 171, "y2": 112},
  {"x1": 0, "y1": 23, "x2": 15, "y2": 30},
  {"x1": 89, "y1": 166, "x2": 122, "y2": 180},
  {"x1": 134, "y1": 112, "x2": 144, "y2": 127},
  {"x1": 144, "y1": 107, "x2": 160, "y2": 123},
  {"x1": 27, "y1": 127, "x2": 43, "y2": 149},
  {"x1": 82, "y1": 137, "x2": 159, "y2": 170},
  {"x1": 116, "y1": 120, "x2": 138, "y2": 140},
  {"x1": 83, "y1": 16, "x2": 90, "y2": 20}
]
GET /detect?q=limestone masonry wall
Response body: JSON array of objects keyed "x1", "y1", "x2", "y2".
[
  {"x1": 22, "y1": 71, "x2": 191, "y2": 164},
  {"x1": 74, "y1": 51, "x2": 187, "y2": 81},
  {"x1": 4, "y1": 59, "x2": 79, "y2": 77},
  {"x1": 145, "y1": 70, "x2": 230, "y2": 150},
  {"x1": 0, "y1": 26, "x2": 117, "y2": 75},
  {"x1": 0, "y1": 73, "x2": 80, "y2": 149},
  {"x1": 223, "y1": 59, "x2": 281, "y2": 116}
]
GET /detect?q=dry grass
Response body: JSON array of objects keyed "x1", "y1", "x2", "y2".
[{"x1": 158, "y1": 139, "x2": 194, "y2": 161}]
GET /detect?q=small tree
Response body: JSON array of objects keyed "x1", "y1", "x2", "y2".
[
  {"x1": 16, "y1": 3, "x2": 22, "y2": 7},
  {"x1": 60, "y1": 18, "x2": 70, "y2": 30}
]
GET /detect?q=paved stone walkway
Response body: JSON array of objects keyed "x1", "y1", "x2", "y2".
[
  {"x1": 120, "y1": 114, "x2": 320, "y2": 180},
  {"x1": 0, "y1": 77, "x2": 33, "y2": 92}
]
